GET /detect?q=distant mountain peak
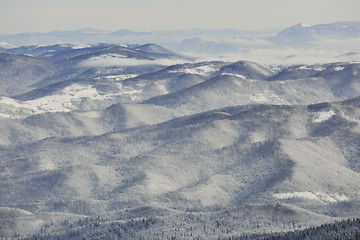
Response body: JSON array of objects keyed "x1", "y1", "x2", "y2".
[
  {"x1": 270, "y1": 21, "x2": 360, "y2": 46},
  {"x1": 284, "y1": 23, "x2": 312, "y2": 31}
]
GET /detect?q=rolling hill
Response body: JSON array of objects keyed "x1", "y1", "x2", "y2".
[
  {"x1": 0, "y1": 42, "x2": 360, "y2": 239},
  {"x1": 1, "y1": 97, "x2": 360, "y2": 239}
]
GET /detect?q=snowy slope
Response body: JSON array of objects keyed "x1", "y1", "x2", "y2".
[
  {"x1": 0, "y1": 102, "x2": 182, "y2": 146},
  {"x1": 0, "y1": 50, "x2": 58, "y2": 96},
  {"x1": 144, "y1": 62, "x2": 360, "y2": 114},
  {"x1": 0, "y1": 44, "x2": 190, "y2": 97},
  {"x1": 10, "y1": 61, "x2": 228, "y2": 113},
  {"x1": 1, "y1": 98, "x2": 360, "y2": 238},
  {"x1": 1, "y1": 42, "x2": 360, "y2": 239}
]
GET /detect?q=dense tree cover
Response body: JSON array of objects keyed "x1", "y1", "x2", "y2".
[
  {"x1": 234, "y1": 218, "x2": 360, "y2": 240},
  {"x1": 12, "y1": 217, "x2": 360, "y2": 240}
]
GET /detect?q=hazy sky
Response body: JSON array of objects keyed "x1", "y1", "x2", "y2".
[{"x1": 1, "y1": 0, "x2": 359, "y2": 33}]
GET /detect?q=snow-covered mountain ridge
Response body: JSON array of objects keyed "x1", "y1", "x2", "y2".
[{"x1": 0, "y1": 42, "x2": 360, "y2": 239}]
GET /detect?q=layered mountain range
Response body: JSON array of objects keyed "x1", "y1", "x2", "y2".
[
  {"x1": 0, "y1": 36, "x2": 360, "y2": 239},
  {"x1": 1, "y1": 21, "x2": 360, "y2": 60}
]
